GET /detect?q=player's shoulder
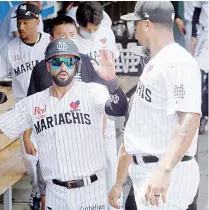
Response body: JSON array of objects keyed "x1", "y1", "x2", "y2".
[
  {"x1": 167, "y1": 43, "x2": 198, "y2": 66},
  {"x1": 33, "y1": 60, "x2": 46, "y2": 73},
  {"x1": 77, "y1": 81, "x2": 106, "y2": 90},
  {"x1": 7, "y1": 36, "x2": 20, "y2": 47},
  {"x1": 79, "y1": 53, "x2": 92, "y2": 62},
  {"x1": 40, "y1": 32, "x2": 50, "y2": 43},
  {"x1": 26, "y1": 87, "x2": 50, "y2": 103},
  {"x1": 164, "y1": 44, "x2": 200, "y2": 75},
  {"x1": 86, "y1": 82, "x2": 108, "y2": 94}
]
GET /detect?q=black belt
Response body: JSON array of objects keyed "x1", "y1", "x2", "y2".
[
  {"x1": 52, "y1": 174, "x2": 98, "y2": 189},
  {"x1": 133, "y1": 155, "x2": 193, "y2": 165}
]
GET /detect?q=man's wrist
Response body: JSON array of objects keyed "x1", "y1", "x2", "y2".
[
  {"x1": 105, "y1": 77, "x2": 120, "y2": 92},
  {"x1": 158, "y1": 164, "x2": 172, "y2": 174},
  {"x1": 114, "y1": 183, "x2": 123, "y2": 189}
]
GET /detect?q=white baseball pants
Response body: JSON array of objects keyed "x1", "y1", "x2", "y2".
[
  {"x1": 129, "y1": 157, "x2": 199, "y2": 210},
  {"x1": 45, "y1": 170, "x2": 107, "y2": 210}
]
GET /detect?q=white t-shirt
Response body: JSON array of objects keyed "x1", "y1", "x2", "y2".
[
  {"x1": 77, "y1": 25, "x2": 119, "y2": 60},
  {"x1": 0, "y1": 32, "x2": 50, "y2": 102},
  {"x1": 124, "y1": 43, "x2": 201, "y2": 156},
  {"x1": 66, "y1": 6, "x2": 112, "y2": 28},
  {"x1": 0, "y1": 82, "x2": 109, "y2": 182}
]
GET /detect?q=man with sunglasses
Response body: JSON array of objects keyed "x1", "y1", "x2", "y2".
[
  {"x1": 0, "y1": 3, "x2": 50, "y2": 210},
  {"x1": 109, "y1": 1, "x2": 201, "y2": 210},
  {"x1": 25, "y1": 15, "x2": 120, "y2": 210},
  {"x1": 0, "y1": 38, "x2": 127, "y2": 210}
]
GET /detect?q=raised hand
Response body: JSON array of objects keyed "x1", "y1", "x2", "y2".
[{"x1": 91, "y1": 47, "x2": 116, "y2": 81}]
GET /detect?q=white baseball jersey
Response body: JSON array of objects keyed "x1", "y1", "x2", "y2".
[
  {"x1": 0, "y1": 81, "x2": 109, "y2": 183},
  {"x1": 193, "y1": 1, "x2": 208, "y2": 72},
  {"x1": 66, "y1": 6, "x2": 112, "y2": 28},
  {"x1": 124, "y1": 43, "x2": 201, "y2": 156},
  {"x1": 9, "y1": 5, "x2": 44, "y2": 37},
  {"x1": 184, "y1": 2, "x2": 195, "y2": 22},
  {"x1": 192, "y1": 1, "x2": 208, "y2": 30},
  {"x1": 0, "y1": 32, "x2": 50, "y2": 102},
  {"x1": 77, "y1": 25, "x2": 119, "y2": 60}
]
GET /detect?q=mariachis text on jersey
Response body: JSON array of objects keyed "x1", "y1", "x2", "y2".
[{"x1": 34, "y1": 112, "x2": 91, "y2": 134}]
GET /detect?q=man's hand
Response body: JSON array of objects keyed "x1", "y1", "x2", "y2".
[
  {"x1": 175, "y1": 18, "x2": 185, "y2": 36},
  {"x1": 109, "y1": 185, "x2": 122, "y2": 209},
  {"x1": 145, "y1": 168, "x2": 171, "y2": 206},
  {"x1": 91, "y1": 47, "x2": 116, "y2": 81},
  {"x1": 24, "y1": 139, "x2": 37, "y2": 156},
  {"x1": 191, "y1": 37, "x2": 197, "y2": 56}
]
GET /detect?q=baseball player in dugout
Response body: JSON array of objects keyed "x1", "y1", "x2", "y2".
[
  {"x1": 0, "y1": 38, "x2": 127, "y2": 209},
  {"x1": 0, "y1": 3, "x2": 50, "y2": 210},
  {"x1": 25, "y1": 14, "x2": 121, "y2": 210},
  {"x1": 109, "y1": 1, "x2": 201, "y2": 210}
]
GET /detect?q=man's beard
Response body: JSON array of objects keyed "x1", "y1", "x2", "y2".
[{"x1": 52, "y1": 71, "x2": 75, "y2": 87}]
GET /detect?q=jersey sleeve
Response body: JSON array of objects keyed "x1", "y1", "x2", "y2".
[
  {"x1": 0, "y1": 46, "x2": 12, "y2": 80},
  {"x1": 0, "y1": 98, "x2": 32, "y2": 139},
  {"x1": 163, "y1": 60, "x2": 201, "y2": 115},
  {"x1": 88, "y1": 83, "x2": 109, "y2": 115},
  {"x1": 192, "y1": 1, "x2": 202, "y2": 8},
  {"x1": 102, "y1": 11, "x2": 112, "y2": 28}
]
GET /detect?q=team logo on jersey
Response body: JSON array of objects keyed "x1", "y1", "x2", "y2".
[
  {"x1": 57, "y1": 41, "x2": 68, "y2": 52},
  {"x1": 136, "y1": 80, "x2": 152, "y2": 103},
  {"x1": 174, "y1": 84, "x2": 186, "y2": 103},
  {"x1": 14, "y1": 53, "x2": 26, "y2": 62},
  {"x1": 34, "y1": 112, "x2": 91, "y2": 134},
  {"x1": 110, "y1": 94, "x2": 119, "y2": 104},
  {"x1": 13, "y1": 60, "x2": 39, "y2": 76},
  {"x1": 34, "y1": 105, "x2": 46, "y2": 119},
  {"x1": 100, "y1": 38, "x2": 107, "y2": 44},
  {"x1": 70, "y1": 100, "x2": 80, "y2": 111}
]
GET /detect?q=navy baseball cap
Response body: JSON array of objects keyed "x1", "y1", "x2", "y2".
[
  {"x1": 45, "y1": 38, "x2": 80, "y2": 61},
  {"x1": 13, "y1": 3, "x2": 40, "y2": 19},
  {"x1": 121, "y1": 1, "x2": 175, "y2": 23}
]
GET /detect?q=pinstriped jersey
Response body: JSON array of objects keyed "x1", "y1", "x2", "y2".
[
  {"x1": 0, "y1": 81, "x2": 109, "y2": 182},
  {"x1": 0, "y1": 32, "x2": 50, "y2": 102},
  {"x1": 184, "y1": 2, "x2": 195, "y2": 22},
  {"x1": 192, "y1": 1, "x2": 208, "y2": 30},
  {"x1": 124, "y1": 43, "x2": 201, "y2": 156}
]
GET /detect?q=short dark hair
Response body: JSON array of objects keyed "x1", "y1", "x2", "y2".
[
  {"x1": 76, "y1": 2, "x2": 103, "y2": 27},
  {"x1": 49, "y1": 15, "x2": 77, "y2": 37}
]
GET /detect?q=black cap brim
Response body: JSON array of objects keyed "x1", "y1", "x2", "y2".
[
  {"x1": 12, "y1": 15, "x2": 38, "y2": 19},
  {"x1": 45, "y1": 52, "x2": 80, "y2": 61}
]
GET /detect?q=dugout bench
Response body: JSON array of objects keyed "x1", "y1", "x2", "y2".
[{"x1": 0, "y1": 85, "x2": 26, "y2": 210}]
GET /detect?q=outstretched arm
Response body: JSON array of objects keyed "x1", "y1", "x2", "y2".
[{"x1": 91, "y1": 48, "x2": 128, "y2": 117}]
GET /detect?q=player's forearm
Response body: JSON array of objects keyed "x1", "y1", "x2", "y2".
[
  {"x1": 115, "y1": 144, "x2": 132, "y2": 188},
  {"x1": 104, "y1": 78, "x2": 127, "y2": 117},
  {"x1": 158, "y1": 112, "x2": 200, "y2": 172},
  {"x1": 23, "y1": 129, "x2": 32, "y2": 142}
]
